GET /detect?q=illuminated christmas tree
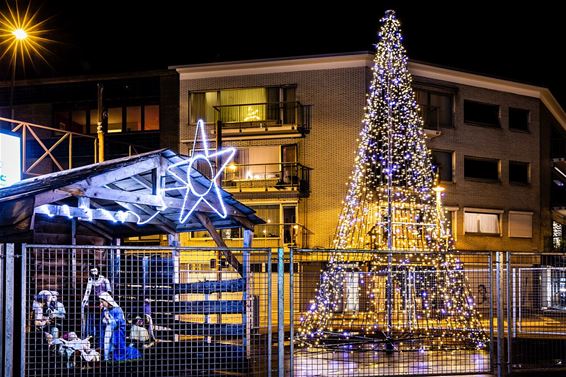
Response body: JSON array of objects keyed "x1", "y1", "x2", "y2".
[{"x1": 297, "y1": 10, "x2": 487, "y2": 352}]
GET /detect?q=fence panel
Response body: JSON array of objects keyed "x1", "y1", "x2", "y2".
[
  {"x1": 508, "y1": 253, "x2": 566, "y2": 373},
  {"x1": 22, "y1": 245, "x2": 272, "y2": 377},
  {"x1": 291, "y1": 248, "x2": 492, "y2": 376}
]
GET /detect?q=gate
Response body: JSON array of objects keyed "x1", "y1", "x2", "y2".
[{"x1": 507, "y1": 252, "x2": 566, "y2": 374}]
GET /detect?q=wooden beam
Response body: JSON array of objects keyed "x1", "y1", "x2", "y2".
[
  {"x1": 232, "y1": 215, "x2": 257, "y2": 231},
  {"x1": 34, "y1": 189, "x2": 71, "y2": 207},
  {"x1": 78, "y1": 186, "x2": 184, "y2": 208},
  {"x1": 195, "y1": 212, "x2": 242, "y2": 274}
]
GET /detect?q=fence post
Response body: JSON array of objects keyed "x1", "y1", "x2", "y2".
[
  {"x1": 488, "y1": 252, "x2": 494, "y2": 372},
  {"x1": 1, "y1": 244, "x2": 4, "y2": 377},
  {"x1": 20, "y1": 244, "x2": 27, "y2": 377},
  {"x1": 4, "y1": 243, "x2": 15, "y2": 377},
  {"x1": 506, "y1": 252, "x2": 512, "y2": 376},
  {"x1": 267, "y1": 248, "x2": 273, "y2": 375},
  {"x1": 278, "y1": 247, "x2": 285, "y2": 377},
  {"x1": 496, "y1": 252, "x2": 504, "y2": 377},
  {"x1": 289, "y1": 248, "x2": 294, "y2": 377},
  {"x1": 243, "y1": 248, "x2": 251, "y2": 359}
]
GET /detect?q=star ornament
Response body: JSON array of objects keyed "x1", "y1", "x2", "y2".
[{"x1": 167, "y1": 120, "x2": 236, "y2": 224}]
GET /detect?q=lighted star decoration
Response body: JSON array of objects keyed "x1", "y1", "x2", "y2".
[{"x1": 165, "y1": 119, "x2": 236, "y2": 223}]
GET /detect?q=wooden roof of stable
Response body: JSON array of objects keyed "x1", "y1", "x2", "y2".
[{"x1": 0, "y1": 149, "x2": 264, "y2": 241}]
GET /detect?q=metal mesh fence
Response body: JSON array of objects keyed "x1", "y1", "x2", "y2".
[
  {"x1": 23, "y1": 245, "x2": 273, "y2": 377},
  {"x1": 507, "y1": 253, "x2": 566, "y2": 373},
  {"x1": 291, "y1": 249, "x2": 492, "y2": 376},
  {"x1": 17, "y1": 244, "x2": 566, "y2": 376}
]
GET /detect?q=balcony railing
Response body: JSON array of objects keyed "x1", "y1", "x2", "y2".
[
  {"x1": 199, "y1": 222, "x2": 312, "y2": 248},
  {"x1": 222, "y1": 162, "x2": 311, "y2": 196},
  {"x1": 212, "y1": 101, "x2": 311, "y2": 136},
  {"x1": 1, "y1": 116, "x2": 149, "y2": 177}
]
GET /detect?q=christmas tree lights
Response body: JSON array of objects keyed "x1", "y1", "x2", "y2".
[{"x1": 297, "y1": 10, "x2": 488, "y2": 352}]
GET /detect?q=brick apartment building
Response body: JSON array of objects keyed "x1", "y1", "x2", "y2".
[{"x1": 174, "y1": 52, "x2": 566, "y2": 253}]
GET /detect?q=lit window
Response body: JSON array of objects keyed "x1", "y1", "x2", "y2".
[
  {"x1": 464, "y1": 211, "x2": 501, "y2": 235},
  {"x1": 107, "y1": 107, "x2": 122, "y2": 133},
  {"x1": 144, "y1": 105, "x2": 159, "y2": 130},
  {"x1": 126, "y1": 106, "x2": 142, "y2": 132}
]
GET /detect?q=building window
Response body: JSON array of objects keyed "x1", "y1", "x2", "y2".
[
  {"x1": 126, "y1": 106, "x2": 142, "y2": 132},
  {"x1": 107, "y1": 107, "x2": 123, "y2": 133},
  {"x1": 464, "y1": 100, "x2": 500, "y2": 128},
  {"x1": 464, "y1": 156, "x2": 499, "y2": 182},
  {"x1": 55, "y1": 104, "x2": 159, "y2": 134},
  {"x1": 464, "y1": 210, "x2": 501, "y2": 235},
  {"x1": 144, "y1": 105, "x2": 160, "y2": 130},
  {"x1": 508, "y1": 211, "x2": 533, "y2": 238},
  {"x1": 444, "y1": 208, "x2": 457, "y2": 240},
  {"x1": 332, "y1": 264, "x2": 360, "y2": 313},
  {"x1": 415, "y1": 89, "x2": 453, "y2": 129},
  {"x1": 431, "y1": 150, "x2": 453, "y2": 182},
  {"x1": 509, "y1": 107, "x2": 529, "y2": 132},
  {"x1": 509, "y1": 161, "x2": 530, "y2": 185}
]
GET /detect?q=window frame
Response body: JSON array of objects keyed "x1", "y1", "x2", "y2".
[
  {"x1": 463, "y1": 100, "x2": 501, "y2": 128},
  {"x1": 509, "y1": 160, "x2": 531, "y2": 185},
  {"x1": 463, "y1": 208, "x2": 503, "y2": 236},
  {"x1": 464, "y1": 156, "x2": 501, "y2": 183},
  {"x1": 508, "y1": 107, "x2": 530, "y2": 133},
  {"x1": 508, "y1": 211, "x2": 533, "y2": 238}
]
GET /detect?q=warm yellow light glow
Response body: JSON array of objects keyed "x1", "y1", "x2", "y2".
[
  {"x1": 12, "y1": 28, "x2": 27, "y2": 40},
  {"x1": 228, "y1": 163, "x2": 237, "y2": 172},
  {"x1": 0, "y1": 2, "x2": 52, "y2": 71},
  {"x1": 433, "y1": 185, "x2": 445, "y2": 193}
]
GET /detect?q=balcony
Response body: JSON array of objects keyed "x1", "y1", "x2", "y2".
[
  {"x1": 222, "y1": 162, "x2": 311, "y2": 198},
  {"x1": 212, "y1": 102, "x2": 311, "y2": 140}
]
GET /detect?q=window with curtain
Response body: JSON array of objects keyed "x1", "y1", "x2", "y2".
[
  {"x1": 190, "y1": 91, "x2": 217, "y2": 124},
  {"x1": 220, "y1": 88, "x2": 267, "y2": 123},
  {"x1": 464, "y1": 212, "x2": 500, "y2": 234}
]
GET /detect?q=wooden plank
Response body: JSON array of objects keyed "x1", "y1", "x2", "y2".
[
  {"x1": 154, "y1": 300, "x2": 245, "y2": 314},
  {"x1": 167, "y1": 322, "x2": 245, "y2": 337},
  {"x1": 195, "y1": 212, "x2": 242, "y2": 274},
  {"x1": 174, "y1": 279, "x2": 245, "y2": 294}
]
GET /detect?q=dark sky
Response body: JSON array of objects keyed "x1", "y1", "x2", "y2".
[{"x1": 3, "y1": 1, "x2": 566, "y2": 106}]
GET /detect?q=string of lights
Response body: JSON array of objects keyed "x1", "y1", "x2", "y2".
[{"x1": 297, "y1": 10, "x2": 488, "y2": 353}]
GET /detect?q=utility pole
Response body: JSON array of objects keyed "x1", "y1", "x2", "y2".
[{"x1": 97, "y1": 83, "x2": 105, "y2": 162}]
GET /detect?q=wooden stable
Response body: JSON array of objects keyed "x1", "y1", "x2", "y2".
[{"x1": 0, "y1": 149, "x2": 265, "y2": 377}]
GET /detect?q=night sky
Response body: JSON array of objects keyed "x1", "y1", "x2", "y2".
[{"x1": 3, "y1": 1, "x2": 565, "y2": 106}]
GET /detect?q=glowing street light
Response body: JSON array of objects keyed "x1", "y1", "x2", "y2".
[{"x1": 0, "y1": 2, "x2": 50, "y2": 121}]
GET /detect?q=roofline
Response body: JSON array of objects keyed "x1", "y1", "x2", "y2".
[
  {"x1": 173, "y1": 52, "x2": 372, "y2": 79},
  {"x1": 409, "y1": 62, "x2": 566, "y2": 131},
  {"x1": 175, "y1": 52, "x2": 566, "y2": 131},
  {"x1": 0, "y1": 69, "x2": 175, "y2": 88}
]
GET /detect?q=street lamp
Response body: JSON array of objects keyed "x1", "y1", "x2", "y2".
[{"x1": 0, "y1": 2, "x2": 50, "y2": 123}]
